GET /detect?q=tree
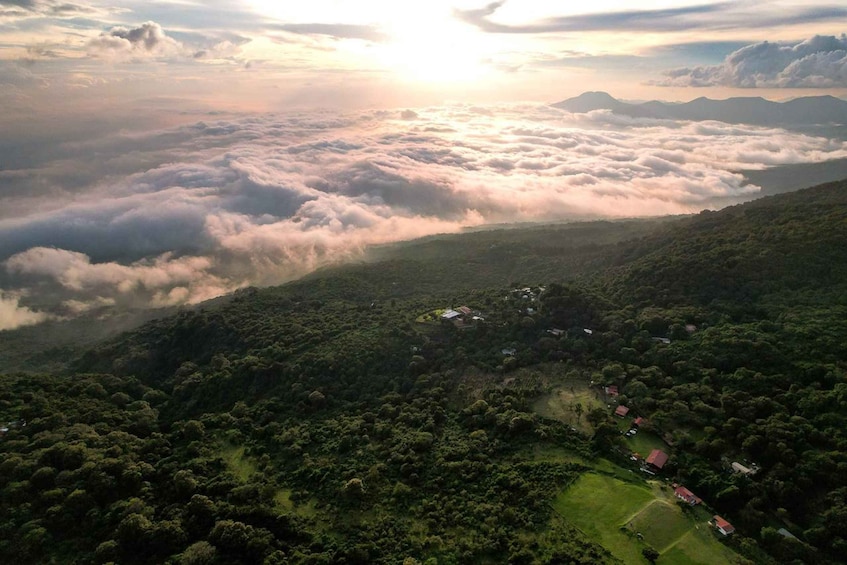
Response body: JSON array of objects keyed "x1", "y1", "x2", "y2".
[
  {"x1": 642, "y1": 546, "x2": 660, "y2": 563},
  {"x1": 343, "y1": 478, "x2": 366, "y2": 497},
  {"x1": 586, "y1": 407, "x2": 608, "y2": 428},
  {"x1": 180, "y1": 541, "x2": 216, "y2": 565},
  {"x1": 573, "y1": 402, "x2": 584, "y2": 423}
]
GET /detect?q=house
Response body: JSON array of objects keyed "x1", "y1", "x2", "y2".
[
  {"x1": 583, "y1": 328, "x2": 593, "y2": 335},
  {"x1": 731, "y1": 461, "x2": 758, "y2": 476},
  {"x1": 777, "y1": 528, "x2": 797, "y2": 540},
  {"x1": 614, "y1": 405, "x2": 630, "y2": 417},
  {"x1": 652, "y1": 337, "x2": 671, "y2": 344},
  {"x1": 547, "y1": 328, "x2": 565, "y2": 337},
  {"x1": 713, "y1": 515, "x2": 735, "y2": 536},
  {"x1": 457, "y1": 306, "x2": 473, "y2": 316},
  {"x1": 632, "y1": 417, "x2": 644, "y2": 427},
  {"x1": 674, "y1": 486, "x2": 702, "y2": 505},
  {"x1": 645, "y1": 449, "x2": 669, "y2": 471},
  {"x1": 441, "y1": 309, "x2": 461, "y2": 321},
  {"x1": 605, "y1": 385, "x2": 619, "y2": 397},
  {"x1": 501, "y1": 348, "x2": 517, "y2": 357}
]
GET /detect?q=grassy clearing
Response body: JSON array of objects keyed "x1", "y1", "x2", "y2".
[
  {"x1": 531, "y1": 446, "x2": 637, "y2": 482},
  {"x1": 554, "y1": 473, "x2": 741, "y2": 564},
  {"x1": 274, "y1": 489, "x2": 319, "y2": 518},
  {"x1": 221, "y1": 447, "x2": 320, "y2": 520},
  {"x1": 219, "y1": 443, "x2": 257, "y2": 481},
  {"x1": 274, "y1": 488, "x2": 295, "y2": 511},
  {"x1": 533, "y1": 379, "x2": 606, "y2": 434}
]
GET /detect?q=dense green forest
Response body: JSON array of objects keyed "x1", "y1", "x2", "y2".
[{"x1": 1, "y1": 180, "x2": 846, "y2": 563}]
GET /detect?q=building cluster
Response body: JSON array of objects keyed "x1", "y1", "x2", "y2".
[
  {"x1": 605, "y1": 400, "x2": 740, "y2": 537},
  {"x1": 440, "y1": 305, "x2": 484, "y2": 328}
]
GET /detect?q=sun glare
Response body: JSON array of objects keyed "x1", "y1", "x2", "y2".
[
  {"x1": 248, "y1": 1, "x2": 494, "y2": 84},
  {"x1": 380, "y1": 13, "x2": 488, "y2": 83},
  {"x1": 377, "y1": 9, "x2": 492, "y2": 83}
]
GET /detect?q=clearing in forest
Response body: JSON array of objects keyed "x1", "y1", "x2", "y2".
[
  {"x1": 533, "y1": 377, "x2": 605, "y2": 434},
  {"x1": 219, "y1": 442, "x2": 257, "y2": 481}
]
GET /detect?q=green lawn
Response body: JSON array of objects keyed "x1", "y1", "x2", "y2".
[
  {"x1": 554, "y1": 473, "x2": 742, "y2": 564},
  {"x1": 617, "y1": 419, "x2": 668, "y2": 458}
]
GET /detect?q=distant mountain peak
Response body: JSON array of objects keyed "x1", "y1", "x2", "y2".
[
  {"x1": 552, "y1": 91, "x2": 626, "y2": 113},
  {"x1": 572, "y1": 91, "x2": 618, "y2": 102}
]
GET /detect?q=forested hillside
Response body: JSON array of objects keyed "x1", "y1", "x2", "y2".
[{"x1": 1, "y1": 180, "x2": 846, "y2": 564}]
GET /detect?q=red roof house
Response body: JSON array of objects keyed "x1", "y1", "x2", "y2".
[
  {"x1": 605, "y1": 385, "x2": 619, "y2": 397},
  {"x1": 674, "y1": 486, "x2": 702, "y2": 505},
  {"x1": 614, "y1": 405, "x2": 630, "y2": 417},
  {"x1": 713, "y1": 515, "x2": 735, "y2": 536},
  {"x1": 645, "y1": 449, "x2": 669, "y2": 470},
  {"x1": 633, "y1": 417, "x2": 644, "y2": 427}
]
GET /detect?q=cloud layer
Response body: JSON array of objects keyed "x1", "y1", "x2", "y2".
[
  {"x1": 661, "y1": 35, "x2": 847, "y2": 87},
  {"x1": 2, "y1": 103, "x2": 847, "y2": 325}
]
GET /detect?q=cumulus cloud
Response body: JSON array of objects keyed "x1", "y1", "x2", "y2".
[
  {"x1": 88, "y1": 22, "x2": 183, "y2": 59},
  {"x1": 1, "y1": 103, "x2": 847, "y2": 322},
  {"x1": 659, "y1": 34, "x2": 847, "y2": 87},
  {"x1": 0, "y1": 291, "x2": 52, "y2": 331}
]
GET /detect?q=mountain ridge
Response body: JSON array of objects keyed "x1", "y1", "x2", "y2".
[{"x1": 553, "y1": 91, "x2": 847, "y2": 126}]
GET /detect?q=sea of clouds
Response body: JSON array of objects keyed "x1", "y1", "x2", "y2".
[{"x1": 2, "y1": 103, "x2": 847, "y2": 329}]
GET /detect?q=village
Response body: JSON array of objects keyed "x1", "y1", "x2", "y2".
[{"x1": 412, "y1": 288, "x2": 794, "y2": 560}]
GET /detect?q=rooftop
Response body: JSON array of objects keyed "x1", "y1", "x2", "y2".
[{"x1": 646, "y1": 449, "x2": 669, "y2": 469}]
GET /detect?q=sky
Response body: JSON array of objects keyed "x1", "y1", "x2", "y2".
[{"x1": 2, "y1": 1, "x2": 847, "y2": 328}]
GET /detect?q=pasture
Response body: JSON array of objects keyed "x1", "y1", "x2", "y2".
[{"x1": 554, "y1": 473, "x2": 741, "y2": 564}]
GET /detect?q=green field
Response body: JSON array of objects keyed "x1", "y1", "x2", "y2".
[
  {"x1": 629, "y1": 501, "x2": 693, "y2": 551},
  {"x1": 661, "y1": 527, "x2": 743, "y2": 565},
  {"x1": 554, "y1": 473, "x2": 741, "y2": 564}
]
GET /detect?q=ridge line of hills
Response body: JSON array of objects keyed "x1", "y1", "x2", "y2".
[{"x1": 553, "y1": 91, "x2": 847, "y2": 126}]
